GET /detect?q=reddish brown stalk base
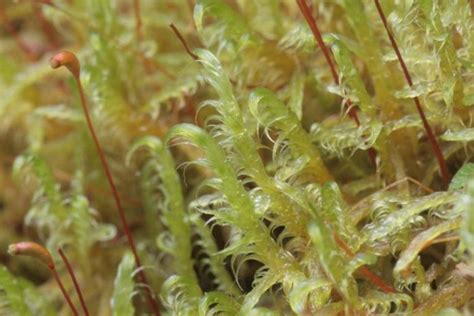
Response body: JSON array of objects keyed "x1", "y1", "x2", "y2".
[
  {"x1": 373, "y1": 0, "x2": 450, "y2": 186},
  {"x1": 170, "y1": 24, "x2": 198, "y2": 60},
  {"x1": 334, "y1": 234, "x2": 395, "y2": 293},
  {"x1": 58, "y1": 248, "x2": 90, "y2": 316},
  {"x1": 50, "y1": 52, "x2": 161, "y2": 316},
  {"x1": 295, "y1": 0, "x2": 377, "y2": 167}
]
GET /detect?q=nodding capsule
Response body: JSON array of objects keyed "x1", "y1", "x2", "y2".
[
  {"x1": 50, "y1": 51, "x2": 81, "y2": 79},
  {"x1": 8, "y1": 241, "x2": 54, "y2": 269}
]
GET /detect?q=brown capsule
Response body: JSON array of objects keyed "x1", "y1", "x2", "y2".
[
  {"x1": 50, "y1": 51, "x2": 81, "y2": 79},
  {"x1": 8, "y1": 241, "x2": 54, "y2": 269}
]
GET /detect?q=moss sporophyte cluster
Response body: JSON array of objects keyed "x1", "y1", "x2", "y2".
[{"x1": 0, "y1": 0, "x2": 473, "y2": 315}]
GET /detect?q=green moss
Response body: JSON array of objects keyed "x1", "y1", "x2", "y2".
[{"x1": 0, "y1": 0, "x2": 473, "y2": 314}]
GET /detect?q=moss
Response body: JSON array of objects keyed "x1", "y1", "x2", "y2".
[{"x1": 0, "y1": 0, "x2": 473, "y2": 315}]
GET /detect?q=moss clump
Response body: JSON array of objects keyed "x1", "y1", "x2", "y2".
[{"x1": 0, "y1": 0, "x2": 473, "y2": 315}]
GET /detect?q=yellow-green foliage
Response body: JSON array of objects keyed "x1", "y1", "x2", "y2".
[
  {"x1": 0, "y1": 0, "x2": 473, "y2": 315},
  {"x1": 111, "y1": 251, "x2": 136, "y2": 316}
]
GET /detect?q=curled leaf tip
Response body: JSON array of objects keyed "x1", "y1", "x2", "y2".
[{"x1": 50, "y1": 51, "x2": 81, "y2": 79}]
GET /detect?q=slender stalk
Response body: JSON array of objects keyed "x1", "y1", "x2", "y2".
[
  {"x1": 50, "y1": 52, "x2": 160, "y2": 315},
  {"x1": 295, "y1": 0, "x2": 358, "y2": 122},
  {"x1": 58, "y1": 248, "x2": 89, "y2": 316},
  {"x1": 51, "y1": 268, "x2": 79, "y2": 316},
  {"x1": 170, "y1": 24, "x2": 198, "y2": 60},
  {"x1": 8, "y1": 242, "x2": 79, "y2": 315},
  {"x1": 295, "y1": 3, "x2": 395, "y2": 292},
  {"x1": 373, "y1": 0, "x2": 450, "y2": 186},
  {"x1": 295, "y1": 0, "x2": 377, "y2": 166}
]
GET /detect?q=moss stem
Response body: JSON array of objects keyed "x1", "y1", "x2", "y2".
[{"x1": 373, "y1": 0, "x2": 450, "y2": 186}]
